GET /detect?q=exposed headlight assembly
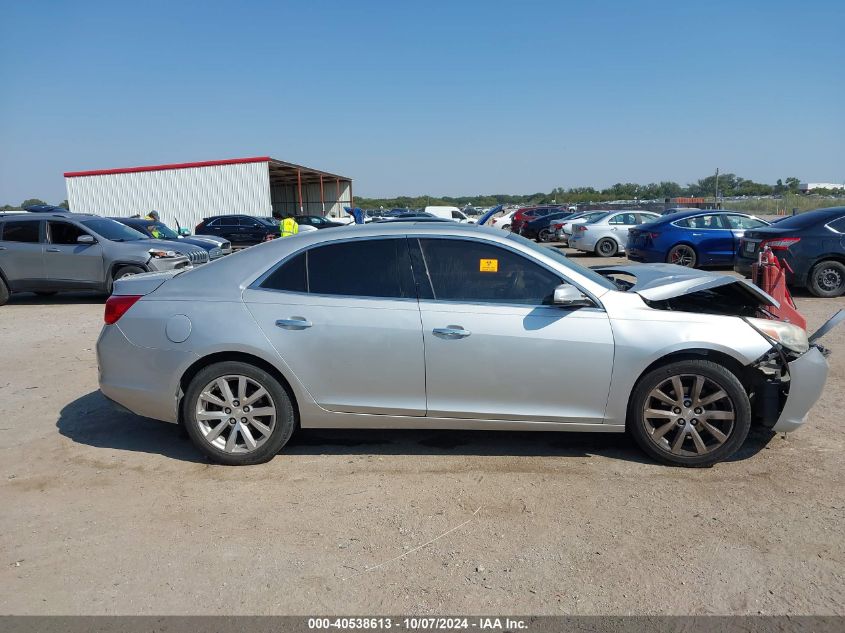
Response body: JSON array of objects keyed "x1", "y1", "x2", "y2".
[
  {"x1": 746, "y1": 317, "x2": 809, "y2": 354},
  {"x1": 148, "y1": 249, "x2": 178, "y2": 258}
]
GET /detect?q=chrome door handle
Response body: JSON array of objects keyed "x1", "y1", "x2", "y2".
[
  {"x1": 276, "y1": 318, "x2": 312, "y2": 330},
  {"x1": 433, "y1": 327, "x2": 471, "y2": 339},
  {"x1": 0, "y1": 246, "x2": 6, "y2": 250},
  {"x1": 46, "y1": 248, "x2": 61, "y2": 252}
]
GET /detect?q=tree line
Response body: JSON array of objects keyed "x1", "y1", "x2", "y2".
[{"x1": 355, "y1": 174, "x2": 842, "y2": 209}]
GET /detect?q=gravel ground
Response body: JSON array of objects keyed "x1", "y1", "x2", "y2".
[{"x1": 0, "y1": 249, "x2": 843, "y2": 615}]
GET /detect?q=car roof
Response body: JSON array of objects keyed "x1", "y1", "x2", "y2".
[{"x1": 0, "y1": 211, "x2": 98, "y2": 221}]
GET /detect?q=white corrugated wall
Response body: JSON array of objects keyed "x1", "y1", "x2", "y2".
[
  {"x1": 270, "y1": 181, "x2": 351, "y2": 218},
  {"x1": 65, "y1": 161, "x2": 273, "y2": 230}
]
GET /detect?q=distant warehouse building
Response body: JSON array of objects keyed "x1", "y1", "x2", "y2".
[
  {"x1": 64, "y1": 156, "x2": 354, "y2": 229},
  {"x1": 799, "y1": 182, "x2": 845, "y2": 193}
]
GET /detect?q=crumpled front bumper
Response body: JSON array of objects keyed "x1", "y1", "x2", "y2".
[{"x1": 772, "y1": 346, "x2": 829, "y2": 432}]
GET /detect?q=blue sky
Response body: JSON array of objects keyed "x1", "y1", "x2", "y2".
[{"x1": 1, "y1": 0, "x2": 843, "y2": 204}]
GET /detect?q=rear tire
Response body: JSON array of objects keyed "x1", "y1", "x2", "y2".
[
  {"x1": 182, "y1": 361, "x2": 296, "y2": 465},
  {"x1": 538, "y1": 228, "x2": 552, "y2": 242},
  {"x1": 667, "y1": 244, "x2": 698, "y2": 268},
  {"x1": 0, "y1": 277, "x2": 9, "y2": 306},
  {"x1": 808, "y1": 260, "x2": 845, "y2": 297},
  {"x1": 628, "y1": 360, "x2": 751, "y2": 467},
  {"x1": 596, "y1": 238, "x2": 618, "y2": 257}
]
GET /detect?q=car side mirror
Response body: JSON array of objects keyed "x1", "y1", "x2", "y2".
[
  {"x1": 553, "y1": 283, "x2": 593, "y2": 308},
  {"x1": 77, "y1": 234, "x2": 96, "y2": 245}
]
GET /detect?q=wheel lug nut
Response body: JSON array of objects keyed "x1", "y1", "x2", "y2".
[
  {"x1": 676, "y1": 419, "x2": 685, "y2": 426},
  {"x1": 691, "y1": 419, "x2": 699, "y2": 425},
  {"x1": 241, "y1": 417, "x2": 247, "y2": 423},
  {"x1": 232, "y1": 400, "x2": 240, "y2": 407},
  {"x1": 224, "y1": 408, "x2": 231, "y2": 414},
  {"x1": 243, "y1": 406, "x2": 250, "y2": 413},
  {"x1": 694, "y1": 407, "x2": 702, "y2": 414},
  {"x1": 229, "y1": 418, "x2": 236, "y2": 425},
  {"x1": 683, "y1": 400, "x2": 692, "y2": 407},
  {"x1": 673, "y1": 407, "x2": 681, "y2": 414}
]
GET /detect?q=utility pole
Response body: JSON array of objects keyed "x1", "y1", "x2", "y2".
[{"x1": 714, "y1": 168, "x2": 720, "y2": 209}]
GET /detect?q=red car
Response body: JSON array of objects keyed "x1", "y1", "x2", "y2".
[{"x1": 510, "y1": 206, "x2": 566, "y2": 234}]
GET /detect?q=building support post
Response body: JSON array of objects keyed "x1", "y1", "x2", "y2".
[
  {"x1": 297, "y1": 169, "x2": 304, "y2": 214},
  {"x1": 320, "y1": 175, "x2": 325, "y2": 215},
  {"x1": 336, "y1": 178, "x2": 340, "y2": 216}
]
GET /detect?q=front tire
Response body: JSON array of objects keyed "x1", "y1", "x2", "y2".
[
  {"x1": 0, "y1": 277, "x2": 9, "y2": 306},
  {"x1": 808, "y1": 260, "x2": 845, "y2": 297},
  {"x1": 628, "y1": 360, "x2": 751, "y2": 467},
  {"x1": 596, "y1": 238, "x2": 618, "y2": 257},
  {"x1": 182, "y1": 361, "x2": 296, "y2": 465}
]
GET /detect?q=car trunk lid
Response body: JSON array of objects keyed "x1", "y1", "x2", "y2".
[{"x1": 111, "y1": 269, "x2": 187, "y2": 296}]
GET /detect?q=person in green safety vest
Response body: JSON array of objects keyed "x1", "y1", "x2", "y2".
[{"x1": 280, "y1": 216, "x2": 299, "y2": 237}]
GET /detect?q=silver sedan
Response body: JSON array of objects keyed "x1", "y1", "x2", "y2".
[
  {"x1": 97, "y1": 223, "x2": 835, "y2": 467},
  {"x1": 569, "y1": 210, "x2": 661, "y2": 257}
]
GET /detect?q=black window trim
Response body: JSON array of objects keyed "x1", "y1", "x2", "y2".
[
  {"x1": 251, "y1": 233, "x2": 605, "y2": 309},
  {"x1": 250, "y1": 235, "x2": 418, "y2": 302},
  {"x1": 670, "y1": 213, "x2": 732, "y2": 231}
]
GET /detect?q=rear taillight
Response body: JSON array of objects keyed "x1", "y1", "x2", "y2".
[
  {"x1": 577, "y1": 225, "x2": 589, "y2": 232},
  {"x1": 760, "y1": 237, "x2": 800, "y2": 251},
  {"x1": 552, "y1": 223, "x2": 564, "y2": 230},
  {"x1": 645, "y1": 232, "x2": 660, "y2": 239},
  {"x1": 104, "y1": 295, "x2": 142, "y2": 325}
]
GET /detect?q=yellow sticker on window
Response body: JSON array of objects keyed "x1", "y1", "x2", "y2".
[{"x1": 479, "y1": 258, "x2": 498, "y2": 272}]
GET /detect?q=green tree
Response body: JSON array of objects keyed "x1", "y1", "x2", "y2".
[
  {"x1": 20, "y1": 198, "x2": 47, "y2": 208},
  {"x1": 785, "y1": 177, "x2": 801, "y2": 194},
  {"x1": 58, "y1": 200, "x2": 70, "y2": 210}
]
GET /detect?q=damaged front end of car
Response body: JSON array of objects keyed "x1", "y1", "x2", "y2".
[{"x1": 596, "y1": 263, "x2": 844, "y2": 432}]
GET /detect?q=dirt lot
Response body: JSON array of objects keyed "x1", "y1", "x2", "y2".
[{"x1": 1, "y1": 249, "x2": 843, "y2": 615}]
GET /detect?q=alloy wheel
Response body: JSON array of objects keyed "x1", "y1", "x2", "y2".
[
  {"x1": 642, "y1": 373, "x2": 735, "y2": 457},
  {"x1": 669, "y1": 245, "x2": 696, "y2": 267},
  {"x1": 195, "y1": 375, "x2": 277, "y2": 454},
  {"x1": 538, "y1": 228, "x2": 551, "y2": 242},
  {"x1": 597, "y1": 239, "x2": 617, "y2": 256}
]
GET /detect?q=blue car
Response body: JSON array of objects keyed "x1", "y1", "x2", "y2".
[{"x1": 627, "y1": 210, "x2": 770, "y2": 268}]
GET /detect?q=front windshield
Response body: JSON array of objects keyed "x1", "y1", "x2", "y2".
[
  {"x1": 505, "y1": 232, "x2": 617, "y2": 290},
  {"x1": 145, "y1": 222, "x2": 180, "y2": 239},
  {"x1": 81, "y1": 219, "x2": 148, "y2": 242}
]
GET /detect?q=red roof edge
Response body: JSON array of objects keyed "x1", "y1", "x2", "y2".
[{"x1": 64, "y1": 156, "x2": 271, "y2": 178}]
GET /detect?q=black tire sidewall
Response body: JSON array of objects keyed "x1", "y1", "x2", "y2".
[
  {"x1": 596, "y1": 238, "x2": 617, "y2": 257},
  {"x1": 628, "y1": 360, "x2": 751, "y2": 467},
  {"x1": 182, "y1": 361, "x2": 296, "y2": 465},
  {"x1": 0, "y1": 277, "x2": 9, "y2": 306},
  {"x1": 809, "y1": 260, "x2": 845, "y2": 298}
]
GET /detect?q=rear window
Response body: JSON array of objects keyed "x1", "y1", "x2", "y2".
[
  {"x1": 769, "y1": 212, "x2": 829, "y2": 230},
  {"x1": 1, "y1": 220, "x2": 40, "y2": 243}
]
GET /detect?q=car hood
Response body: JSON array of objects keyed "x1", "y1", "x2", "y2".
[
  {"x1": 145, "y1": 239, "x2": 205, "y2": 254},
  {"x1": 593, "y1": 263, "x2": 779, "y2": 307}
]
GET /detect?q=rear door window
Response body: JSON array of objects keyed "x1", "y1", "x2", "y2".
[
  {"x1": 609, "y1": 213, "x2": 638, "y2": 225},
  {"x1": 828, "y1": 217, "x2": 845, "y2": 233},
  {"x1": 417, "y1": 238, "x2": 561, "y2": 305},
  {"x1": 260, "y1": 238, "x2": 414, "y2": 299},
  {"x1": 725, "y1": 215, "x2": 768, "y2": 230},
  {"x1": 687, "y1": 215, "x2": 726, "y2": 229},
  {"x1": 1, "y1": 220, "x2": 41, "y2": 243}
]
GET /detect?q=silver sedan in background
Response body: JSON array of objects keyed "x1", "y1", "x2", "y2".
[
  {"x1": 569, "y1": 210, "x2": 661, "y2": 256},
  {"x1": 97, "y1": 223, "x2": 835, "y2": 467}
]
